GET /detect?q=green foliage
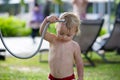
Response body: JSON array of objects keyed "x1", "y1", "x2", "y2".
[
  {"x1": 20, "y1": 0, "x2": 25, "y2": 6},
  {"x1": 0, "y1": 16, "x2": 31, "y2": 37},
  {"x1": 99, "y1": 28, "x2": 107, "y2": 36},
  {"x1": 115, "y1": 0, "x2": 120, "y2": 4},
  {"x1": 87, "y1": 6, "x2": 93, "y2": 13},
  {"x1": 53, "y1": 0, "x2": 63, "y2": 5},
  {"x1": 47, "y1": 23, "x2": 56, "y2": 34}
]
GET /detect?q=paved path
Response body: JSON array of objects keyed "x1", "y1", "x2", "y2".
[{"x1": 0, "y1": 37, "x2": 49, "y2": 57}]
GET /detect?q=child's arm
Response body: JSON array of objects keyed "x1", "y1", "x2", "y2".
[
  {"x1": 74, "y1": 43, "x2": 84, "y2": 80},
  {"x1": 39, "y1": 15, "x2": 58, "y2": 43}
]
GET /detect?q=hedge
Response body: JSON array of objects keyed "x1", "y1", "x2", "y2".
[{"x1": 0, "y1": 16, "x2": 31, "y2": 37}]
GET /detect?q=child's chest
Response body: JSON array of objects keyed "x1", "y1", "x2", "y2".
[{"x1": 50, "y1": 42, "x2": 74, "y2": 58}]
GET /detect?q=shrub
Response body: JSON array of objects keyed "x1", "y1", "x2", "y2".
[
  {"x1": 99, "y1": 28, "x2": 107, "y2": 36},
  {"x1": 47, "y1": 23, "x2": 56, "y2": 34},
  {"x1": 0, "y1": 16, "x2": 31, "y2": 37}
]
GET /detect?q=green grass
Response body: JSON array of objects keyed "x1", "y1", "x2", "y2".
[{"x1": 0, "y1": 51, "x2": 120, "y2": 80}]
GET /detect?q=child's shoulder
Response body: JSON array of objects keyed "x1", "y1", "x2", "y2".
[{"x1": 71, "y1": 40, "x2": 80, "y2": 48}]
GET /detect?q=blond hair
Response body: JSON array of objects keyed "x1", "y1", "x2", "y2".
[{"x1": 59, "y1": 12, "x2": 81, "y2": 35}]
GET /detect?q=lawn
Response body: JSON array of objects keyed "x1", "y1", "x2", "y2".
[{"x1": 0, "y1": 51, "x2": 120, "y2": 80}]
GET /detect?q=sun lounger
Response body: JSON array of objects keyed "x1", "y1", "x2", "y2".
[
  {"x1": 73, "y1": 19, "x2": 104, "y2": 66},
  {"x1": 93, "y1": 19, "x2": 120, "y2": 63},
  {"x1": 0, "y1": 48, "x2": 6, "y2": 60}
]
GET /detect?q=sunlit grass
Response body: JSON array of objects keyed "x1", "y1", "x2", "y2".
[{"x1": 0, "y1": 51, "x2": 120, "y2": 80}]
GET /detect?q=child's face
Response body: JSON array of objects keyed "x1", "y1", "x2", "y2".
[{"x1": 56, "y1": 22, "x2": 76, "y2": 41}]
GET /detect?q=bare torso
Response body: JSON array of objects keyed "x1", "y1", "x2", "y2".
[
  {"x1": 40, "y1": 13, "x2": 83, "y2": 80},
  {"x1": 48, "y1": 40, "x2": 76, "y2": 78}
]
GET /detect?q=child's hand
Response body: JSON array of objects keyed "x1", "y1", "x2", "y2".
[{"x1": 45, "y1": 15, "x2": 59, "y2": 23}]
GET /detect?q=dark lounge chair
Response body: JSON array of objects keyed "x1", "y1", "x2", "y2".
[
  {"x1": 73, "y1": 19, "x2": 104, "y2": 66},
  {"x1": 93, "y1": 19, "x2": 120, "y2": 63},
  {"x1": 0, "y1": 48, "x2": 6, "y2": 60},
  {"x1": 101, "y1": 19, "x2": 120, "y2": 51}
]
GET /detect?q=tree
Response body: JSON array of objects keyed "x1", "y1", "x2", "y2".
[
  {"x1": 20, "y1": 0, "x2": 25, "y2": 14},
  {"x1": 53, "y1": 0, "x2": 63, "y2": 4},
  {"x1": 115, "y1": 0, "x2": 120, "y2": 4},
  {"x1": 53, "y1": 0, "x2": 63, "y2": 15}
]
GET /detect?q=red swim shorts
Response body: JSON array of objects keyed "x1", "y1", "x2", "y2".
[{"x1": 48, "y1": 74, "x2": 75, "y2": 80}]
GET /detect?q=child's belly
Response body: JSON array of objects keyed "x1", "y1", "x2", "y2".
[{"x1": 48, "y1": 54, "x2": 74, "y2": 78}]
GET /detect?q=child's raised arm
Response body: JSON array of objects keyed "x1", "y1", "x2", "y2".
[{"x1": 39, "y1": 15, "x2": 58, "y2": 43}]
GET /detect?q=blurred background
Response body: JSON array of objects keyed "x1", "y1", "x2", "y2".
[{"x1": 0, "y1": 0, "x2": 119, "y2": 37}]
